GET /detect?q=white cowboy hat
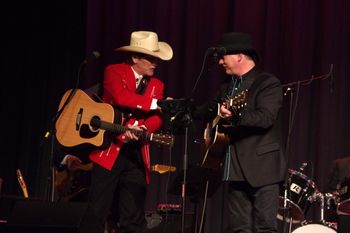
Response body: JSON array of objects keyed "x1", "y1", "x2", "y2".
[{"x1": 115, "y1": 31, "x2": 173, "y2": 61}]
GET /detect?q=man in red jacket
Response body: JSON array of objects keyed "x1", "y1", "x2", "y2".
[{"x1": 79, "y1": 31, "x2": 173, "y2": 233}]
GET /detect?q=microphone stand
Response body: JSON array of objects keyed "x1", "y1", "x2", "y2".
[
  {"x1": 44, "y1": 58, "x2": 91, "y2": 202},
  {"x1": 180, "y1": 49, "x2": 213, "y2": 233},
  {"x1": 282, "y1": 64, "x2": 333, "y2": 89},
  {"x1": 282, "y1": 84, "x2": 296, "y2": 233},
  {"x1": 281, "y1": 64, "x2": 334, "y2": 233},
  {"x1": 167, "y1": 104, "x2": 194, "y2": 233}
]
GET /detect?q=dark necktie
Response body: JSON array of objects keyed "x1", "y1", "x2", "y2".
[{"x1": 227, "y1": 76, "x2": 242, "y2": 97}]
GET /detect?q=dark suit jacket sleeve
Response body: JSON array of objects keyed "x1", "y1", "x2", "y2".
[{"x1": 236, "y1": 75, "x2": 283, "y2": 130}]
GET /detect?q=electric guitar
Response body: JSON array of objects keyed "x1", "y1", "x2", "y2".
[
  {"x1": 152, "y1": 164, "x2": 176, "y2": 174},
  {"x1": 200, "y1": 90, "x2": 248, "y2": 169},
  {"x1": 55, "y1": 89, "x2": 174, "y2": 149}
]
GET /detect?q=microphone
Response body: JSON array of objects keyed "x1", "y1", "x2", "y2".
[
  {"x1": 299, "y1": 162, "x2": 308, "y2": 172},
  {"x1": 207, "y1": 47, "x2": 226, "y2": 59},
  {"x1": 82, "y1": 51, "x2": 101, "y2": 65}
]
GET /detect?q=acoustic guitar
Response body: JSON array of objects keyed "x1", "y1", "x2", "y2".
[
  {"x1": 55, "y1": 89, "x2": 174, "y2": 149},
  {"x1": 200, "y1": 90, "x2": 248, "y2": 169}
]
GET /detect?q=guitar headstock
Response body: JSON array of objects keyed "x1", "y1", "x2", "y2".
[
  {"x1": 227, "y1": 89, "x2": 248, "y2": 113},
  {"x1": 151, "y1": 133, "x2": 175, "y2": 147}
]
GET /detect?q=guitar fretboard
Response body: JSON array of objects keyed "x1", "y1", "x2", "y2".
[{"x1": 90, "y1": 118, "x2": 151, "y2": 140}]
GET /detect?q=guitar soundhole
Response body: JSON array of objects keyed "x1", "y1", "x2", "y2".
[
  {"x1": 78, "y1": 116, "x2": 101, "y2": 139},
  {"x1": 80, "y1": 124, "x2": 99, "y2": 139}
]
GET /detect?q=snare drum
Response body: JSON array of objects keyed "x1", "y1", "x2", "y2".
[
  {"x1": 292, "y1": 223, "x2": 336, "y2": 233},
  {"x1": 337, "y1": 179, "x2": 350, "y2": 215},
  {"x1": 277, "y1": 169, "x2": 318, "y2": 223}
]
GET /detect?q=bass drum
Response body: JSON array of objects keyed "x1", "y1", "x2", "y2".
[{"x1": 292, "y1": 223, "x2": 336, "y2": 233}]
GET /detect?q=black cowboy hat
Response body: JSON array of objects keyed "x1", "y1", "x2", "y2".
[{"x1": 219, "y1": 32, "x2": 259, "y2": 61}]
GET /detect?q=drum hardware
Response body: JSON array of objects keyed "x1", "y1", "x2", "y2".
[
  {"x1": 324, "y1": 192, "x2": 339, "y2": 209},
  {"x1": 315, "y1": 192, "x2": 326, "y2": 221},
  {"x1": 306, "y1": 190, "x2": 318, "y2": 203},
  {"x1": 277, "y1": 169, "x2": 318, "y2": 224},
  {"x1": 278, "y1": 163, "x2": 343, "y2": 233},
  {"x1": 304, "y1": 192, "x2": 339, "y2": 231},
  {"x1": 290, "y1": 193, "x2": 339, "y2": 233},
  {"x1": 299, "y1": 219, "x2": 309, "y2": 226},
  {"x1": 324, "y1": 191, "x2": 339, "y2": 219},
  {"x1": 299, "y1": 162, "x2": 308, "y2": 173}
]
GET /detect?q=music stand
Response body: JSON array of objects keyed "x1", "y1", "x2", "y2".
[
  {"x1": 158, "y1": 98, "x2": 197, "y2": 233},
  {"x1": 158, "y1": 48, "x2": 220, "y2": 233},
  {"x1": 168, "y1": 165, "x2": 221, "y2": 198},
  {"x1": 168, "y1": 165, "x2": 221, "y2": 233}
]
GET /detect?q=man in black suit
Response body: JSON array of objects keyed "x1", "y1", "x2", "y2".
[{"x1": 195, "y1": 32, "x2": 286, "y2": 232}]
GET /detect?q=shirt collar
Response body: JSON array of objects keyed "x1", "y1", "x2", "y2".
[{"x1": 131, "y1": 67, "x2": 143, "y2": 87}]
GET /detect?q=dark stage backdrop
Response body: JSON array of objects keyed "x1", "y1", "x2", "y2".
[{"x1": 1, "y1": 0, "x2": 350, "y2": 232}]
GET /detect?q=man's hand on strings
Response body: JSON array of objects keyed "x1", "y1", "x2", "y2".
[
  {"x1": 124, "y1": 124, "x2": 147, "y2": 142},
  {"x1": 219, "y1": 102, "x2": 233, "y2": 119}
]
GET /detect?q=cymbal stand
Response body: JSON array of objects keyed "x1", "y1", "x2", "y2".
[
  {"x1": 316, "y1": 192, "x2": 325, "y2": 222},
  {"x1": 282, "y1": 85, "x2": 298, "y2": 233},
  {"x1": 281, "y1": 64, "x2": 334, "y2": 233},
  {"x1": 180, "y1": 127, "x2": 189, "y2": 233},
  {"x1": 282, "y1": 176, "x2": 293, "y2": 233}
]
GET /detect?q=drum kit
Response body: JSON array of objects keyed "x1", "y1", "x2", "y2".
[{"x1": 277, "y1": 167, "x2": 350, "y2": 233}]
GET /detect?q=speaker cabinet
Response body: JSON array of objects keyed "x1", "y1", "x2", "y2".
[{"x1": 5, "y1": 200, "x2": 87, "y2": 233}]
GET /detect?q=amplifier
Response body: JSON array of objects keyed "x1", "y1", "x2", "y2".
[
  {"x1": 145, "y1": 211, "x2": 194, "y2": 233},
  {"x1": 5, "y1": 200, "x2": 87, "y2": 233}
]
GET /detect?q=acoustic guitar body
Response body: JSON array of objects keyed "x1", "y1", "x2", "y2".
[{"x1": 55, "y1": 89, "x2": 115, "y2": 149}]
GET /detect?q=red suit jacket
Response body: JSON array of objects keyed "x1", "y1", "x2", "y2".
[{"x1": 89, "y1": 63, "x2": 164, "y2": 183}]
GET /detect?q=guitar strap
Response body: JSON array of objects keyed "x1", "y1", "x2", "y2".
[{"x1": 85, "y1": 83, "x2": 103, "y2": 102}]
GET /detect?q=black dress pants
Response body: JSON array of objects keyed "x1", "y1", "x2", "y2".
[
  {"x1": 224, "y1": 181, "x2": 279, "y2": 233},
  {"x1": 78, "y1": 144, "x2": 147, "y2": 233}
]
